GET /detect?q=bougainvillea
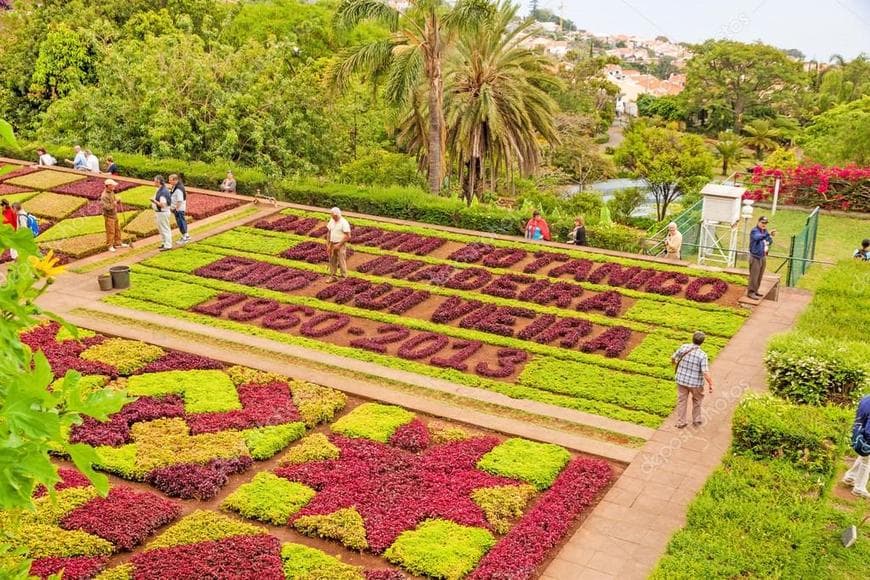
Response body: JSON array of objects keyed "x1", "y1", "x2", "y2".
[{"x1": 745, "y1": 164, "x2": 870, "y2": 212}]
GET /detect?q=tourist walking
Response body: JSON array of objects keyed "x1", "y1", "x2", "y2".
[
  {"x1": 844, "y1": 395, "x2": 870, "y2": 499},
  {"x1": 665, "y1": 222, "x2": 683, "y2": 260},
  {"x1": 568, "y1": 217, "x2": 587, "y2": 246},
  {"x1": 12, "y1": 203, "x2": 36, "y2": 236},
  {"x1": 326, "y1": 207, "x2": 351, "y2": 281},
  {"x1": 220, "y1": 171, "x2": 237, "y2": 194},
  {"x1": 66, "y1": 145, "x2": 88, "y2": 170},
  {"x1": 747, "y1": 216, "x2": 775, "y2": 300},
  {"x1": 100, "y1": 179, "x2": 128, "y2": 252},
  {"x1": 524, "y1": 211, "x2": 551, "y2": 242},
  {"x1": 151, "y1": 175, "x2": 173, "y2": 251},
  {"x1": 36, "y1": 147, "x2": 57, "y2": 166},
  {"x1": 853, "y1": 239, "x2": 870, "y2": 261},
  {"x1": 85, "y1": 149, "x2": 100, "y2": 173},
  {"x1": 671, "y1": 331, "x2": 714, "y2": 428},
  {"x1": 169, "y1": 174, "x2": 190, "y2": 244}
]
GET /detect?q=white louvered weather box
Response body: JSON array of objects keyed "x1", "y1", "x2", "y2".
[{"x1": 700, "y1": 183, "x2": 745, "y2": 225}]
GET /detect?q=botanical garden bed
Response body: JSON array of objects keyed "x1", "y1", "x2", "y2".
[
  {"x1": 0, "y1": 164, "x2": 245, "y2": 263},
  {"x1": 103, "y1": 207, "x2": 750, "y2": 428},
  {"x1": 9, "y1": 322, "x2": 617, "y2": 579}
]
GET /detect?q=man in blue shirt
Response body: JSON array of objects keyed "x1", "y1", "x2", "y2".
[
  {"x1": 65, "y1": 145, "x2": 88, "y2": 171},
  {"x1": 747, "y1": 216, "x2": 775, "y2": 300},
  {"x1": 844, "y1": 395, "x2": 870, "y2": 499}
]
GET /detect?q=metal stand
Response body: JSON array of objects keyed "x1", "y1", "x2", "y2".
[{"x1": 697, "y1": 220, "x2": 739, "y2": 268}]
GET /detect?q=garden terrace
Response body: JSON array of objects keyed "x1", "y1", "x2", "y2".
[
  {"x1": 102, "y1": 205, "x2": 749, "y2": 430},
  {"x1": 0, "y1": 161, "x2": 246, "y2": 263},
  {"x1": 8, "y1": 323, "x2": 618, "y2": 579}
]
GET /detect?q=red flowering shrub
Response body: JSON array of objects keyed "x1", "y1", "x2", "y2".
[
  {"x1": 475, "y1": 349, "x2": 528, "y2": 378},
  {"x1": 60, "y1": 486, "x2": 182, "y2": 550},
  {"x1": 53, "y1": 178, "x2": 137, "y2": 200},
  {"x1": 146, "y1": 457, "x2": 254, "y2": 500},
  {"x1": 468, "y1": 458, "x2": 612, "y2": 579},
  {"x1": 389, "y1": 419, "x2": 431, "y2": 452},
  {"x1": 580, "y1": 326, "x2": 632, "y2": 357},
  {"x1": 685, "y1": 277, "x2": 729, "y2": 302},
  {"x1": 130, "y1": 534, "x2": 284, "y2": 579},
  {"x1": 139, "y1": 351, "x2": 224, "y2": 373},
  {"x1": 29, "y1": 556, "x2": 109, "y2": 580},
  {"x1": 746, "y1": 164, "x2": 870, "y2": 212},
  {"x1": 449, "y1": 242, "x2": 494, "y2": 263}
]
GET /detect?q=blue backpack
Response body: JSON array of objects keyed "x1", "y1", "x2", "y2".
[{"x1": 24, "y1": 213, "x2": 39, "y2": 236}]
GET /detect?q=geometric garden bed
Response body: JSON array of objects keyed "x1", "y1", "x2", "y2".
[{"x1": 9, "y1": 322, "x2": 616, "y2": 579}]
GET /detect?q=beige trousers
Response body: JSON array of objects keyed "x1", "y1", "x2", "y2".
[
  {"x1": 329, "y1": 244, "x2": 347, "y2": 278},
  {"x1": 676, "y1": 384, "x2": 704, "y2": 426},
  {"x1": 104, "y1": 213, "x2": 121, "y2": 247}
]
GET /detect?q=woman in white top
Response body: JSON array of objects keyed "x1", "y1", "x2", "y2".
[{"x1": 37, "y1": 148, "x2": 57, "y2": 166}]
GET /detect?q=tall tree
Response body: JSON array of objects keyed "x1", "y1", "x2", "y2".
[
  {"x1": 614, "y1": 123, "x2": 713, "y2": 220},
  {"x1": 440, "y1": 1, "x2": 560, "y2": 203},
  {"x1": 714, "y1": 131, "x2": 744, "y2": 176},
  {"x1": 682, "y1": 40, "x2": 806, "y2": 131},
  {"x1": 742, "y1": 119, "x2": 780, "y2": 160},
  {"x1": 331, "y1": 0, "x2": 491, "y2": 195},
  {"x1": 800, "y1": 96, "x2": 870, "y2": 165}
]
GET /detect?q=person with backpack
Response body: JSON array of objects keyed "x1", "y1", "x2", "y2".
[
  {"x1": 100, "y1": 179, "x2": 129, "y2": 252},
  {"x1": 13, "y1": 203, "x2": 39, "y2": 237},
  {"x1": 671, "y1": 331, "x2": 714, "y2": 428},
  {"x1": 168, "y1": 174, "x2": 190, "y2": 245},
  {"x1": 151, "y1": 175, "x2": 173, "y2": 251},
  {"x1": 844, "y1": 395, "x2": 870, "y2": 499}
]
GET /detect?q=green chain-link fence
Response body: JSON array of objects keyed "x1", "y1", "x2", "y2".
[{"x1": 784, "y1": 207, "x2": 820, "y2": 286}]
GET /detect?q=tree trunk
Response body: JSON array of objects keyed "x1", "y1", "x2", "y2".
[
  {"x1": 722, "y1": 158, "x2": 728, "y2": 176},
  {"x1": 425, "y1": 17, "x2": 445, "y2": 196}
]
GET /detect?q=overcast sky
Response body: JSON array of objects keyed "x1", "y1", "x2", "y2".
[{"x1": 522, "y1": 0, "x2": 870, "y2": 59}]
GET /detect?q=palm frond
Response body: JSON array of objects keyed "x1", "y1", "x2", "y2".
[
  {"x1": 329, "y1": 39, "x2": 397, "y2": 92},
  {"x1": 334, "y1": 0, "x2": 400, "y2": 32}
]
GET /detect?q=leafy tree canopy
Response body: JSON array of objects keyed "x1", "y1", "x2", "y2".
[{"x1": 799, "y1": 96, "x2": 870, "y2": 166}]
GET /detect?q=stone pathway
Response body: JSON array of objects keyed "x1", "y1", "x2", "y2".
[{"x1": 542, "y1": 287, "x2": 812, "y2": 579}]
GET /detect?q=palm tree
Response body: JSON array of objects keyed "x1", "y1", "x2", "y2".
[
  {"x1": 742, "y1": 119, "x2": 780, "y2": 160},
  {"x1": 439, "y1": 1, "x2": 560, "y2": 203},
  {"x1": 714, "y1": 131, "x2": 743, "y2": 176},
  {"x1": 331, "y1": 0, "x2": 492, "y2": 195}
]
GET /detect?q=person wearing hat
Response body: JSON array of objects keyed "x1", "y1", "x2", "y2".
[
  {"x1": 671, "y1": 331, "x2": 714, "y2": 428},
  {"x1": 665, "y1": 221, "x2": 683, "y2": 260},
  {"x1": 100, "y1": 178, "x2": 128, "y2": 252},
  {"x1": 747, "y1": 216, "x2": 775, "y2": 299},
  {"x1": 325, "y1": 207, "x2": 351, "y2": 281}
]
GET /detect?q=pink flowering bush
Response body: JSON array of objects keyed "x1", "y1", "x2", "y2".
[
  {"x1": 745, "y1": 164, "x2": 870, "y2": 212},
  {"x1": 60, "y1": 486, "x2": 182, "y2": 550},
  {"x1": 469, "y1": 458, "x2": 612, "y2": 579}
]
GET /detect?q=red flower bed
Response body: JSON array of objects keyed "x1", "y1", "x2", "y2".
[
  {"x1": 449, "y1": 242, "x2": 494, "y2": 263},
  {"x1": 70, "y1": 395, "x2": 186, "y2": 447},
  {"x1": 196, "y1": 256, "x2": 319, "y2": 293},
  {"x1": 29, "y1": 556, "x2": 109, "y2": 580},
  {"x1": 475, "y1": 349, "x2": 528, "y2": 378},
  {"x1": 19, "y1": 322, "x2": 117, "y2": 378},
  {"x1": 187, "y1": 382, "x2": 301, "y2": 434},
  {"x1": 186, "y1": 192, "x2": 243, "y2": 219},
  {"x1": 388, "y1": 419, "x2": 431, "y2": 453},
  {"x1": 32, "y1": 467, "x2": 92, "y2": 498},
  {"x1": 580, "y1": 326, "x2": 632, "y2": 357},
  {"x1": 523, "y1": 251, "x2": 570, "y2": 274},
  {"x1": 68, "y1": 199, "x2": 136, "y2": 218},
  {"x1": 53, "y1": 178, "x2": 137, "y2": 200},
  {"x1": 469, "y1": 458, "x2": 612, "y2": 579},
  {"x1": 130, "y1": 534, "x2": 284, "y2": 579},
  {"x1": 146, "y1": 457, "x2": 253, "y2": 500},
  {"x1": 575, "y1": 290, "x2": 623, "y2": 317},
  {"x1": 365, "y1": 570, "x2": 407, "y2": 580},
  {"x1": 482, "y1": 248, "x2": 527, "y2": 268},
  {"x1": 60, "y1": 486, "x2": 181, "y2": 550},
  {"x1": 0, "y1": 182, "x2": 29, "y2": 195},
  {"x1": 277, "y1": 435, "x2": 517, "y2": 552},
  {"x1": 685, "y1": 277, "x2": 729, "y2": 302},
  {"x1": 139, "y1": 351, "x2": 224, "y2": 373},
  {"x1": 0, "y1": 165, "x2": 40, "y2": 181}
]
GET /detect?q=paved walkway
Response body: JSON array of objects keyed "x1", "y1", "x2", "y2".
[{"x1": 542, "y1": 288, "x2": 812, "y2": 579}]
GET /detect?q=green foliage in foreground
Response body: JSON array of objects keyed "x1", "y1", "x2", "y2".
[
  {"x1": 732, "y1": 395, "x2": 849, "y2": 474},
  {"x1": 652, "y1": 456, "x2": 838, "y2": 579}
]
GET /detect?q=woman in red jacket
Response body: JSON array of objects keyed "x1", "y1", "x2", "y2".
[{"x1": 2, "y1": 199, "x2": 17, "y2": 230}]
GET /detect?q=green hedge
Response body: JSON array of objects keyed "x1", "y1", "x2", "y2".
[
  {"x1": 1, "y1": 145, "x2": 644, "y2": 252},
  {"x1": 731, "y1": 395, "x2": 849, "y2": 475}
]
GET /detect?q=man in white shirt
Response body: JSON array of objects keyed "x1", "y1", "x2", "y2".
[
  {"x1": 325, "y1": 207, "x2": 351, "y2": 281},
  {"x1": 66, "y1": 145, "x2": 88, "y2": 170},
  {"x1": 85, "y1": 149, "x2": 100, "y2": 173}
]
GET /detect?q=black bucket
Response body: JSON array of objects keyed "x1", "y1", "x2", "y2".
[{"x1": 109, "y1": 265, "x2": 131, "y2": 289}]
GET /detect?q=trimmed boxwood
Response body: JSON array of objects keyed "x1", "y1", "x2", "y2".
[
  {"x1": 476, "y1": 438, "x2": 571, "y2": 490},
  {"x1": 222, "y1": 472, "x2": 315, "y2": 525},
  {"x1": 384, "y1": 519, "x2": 495, "y2": 579}
]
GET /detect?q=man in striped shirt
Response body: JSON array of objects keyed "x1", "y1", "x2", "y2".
[{"x1": 672, "y1": 332, "x2": 714, "y2": 428}]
